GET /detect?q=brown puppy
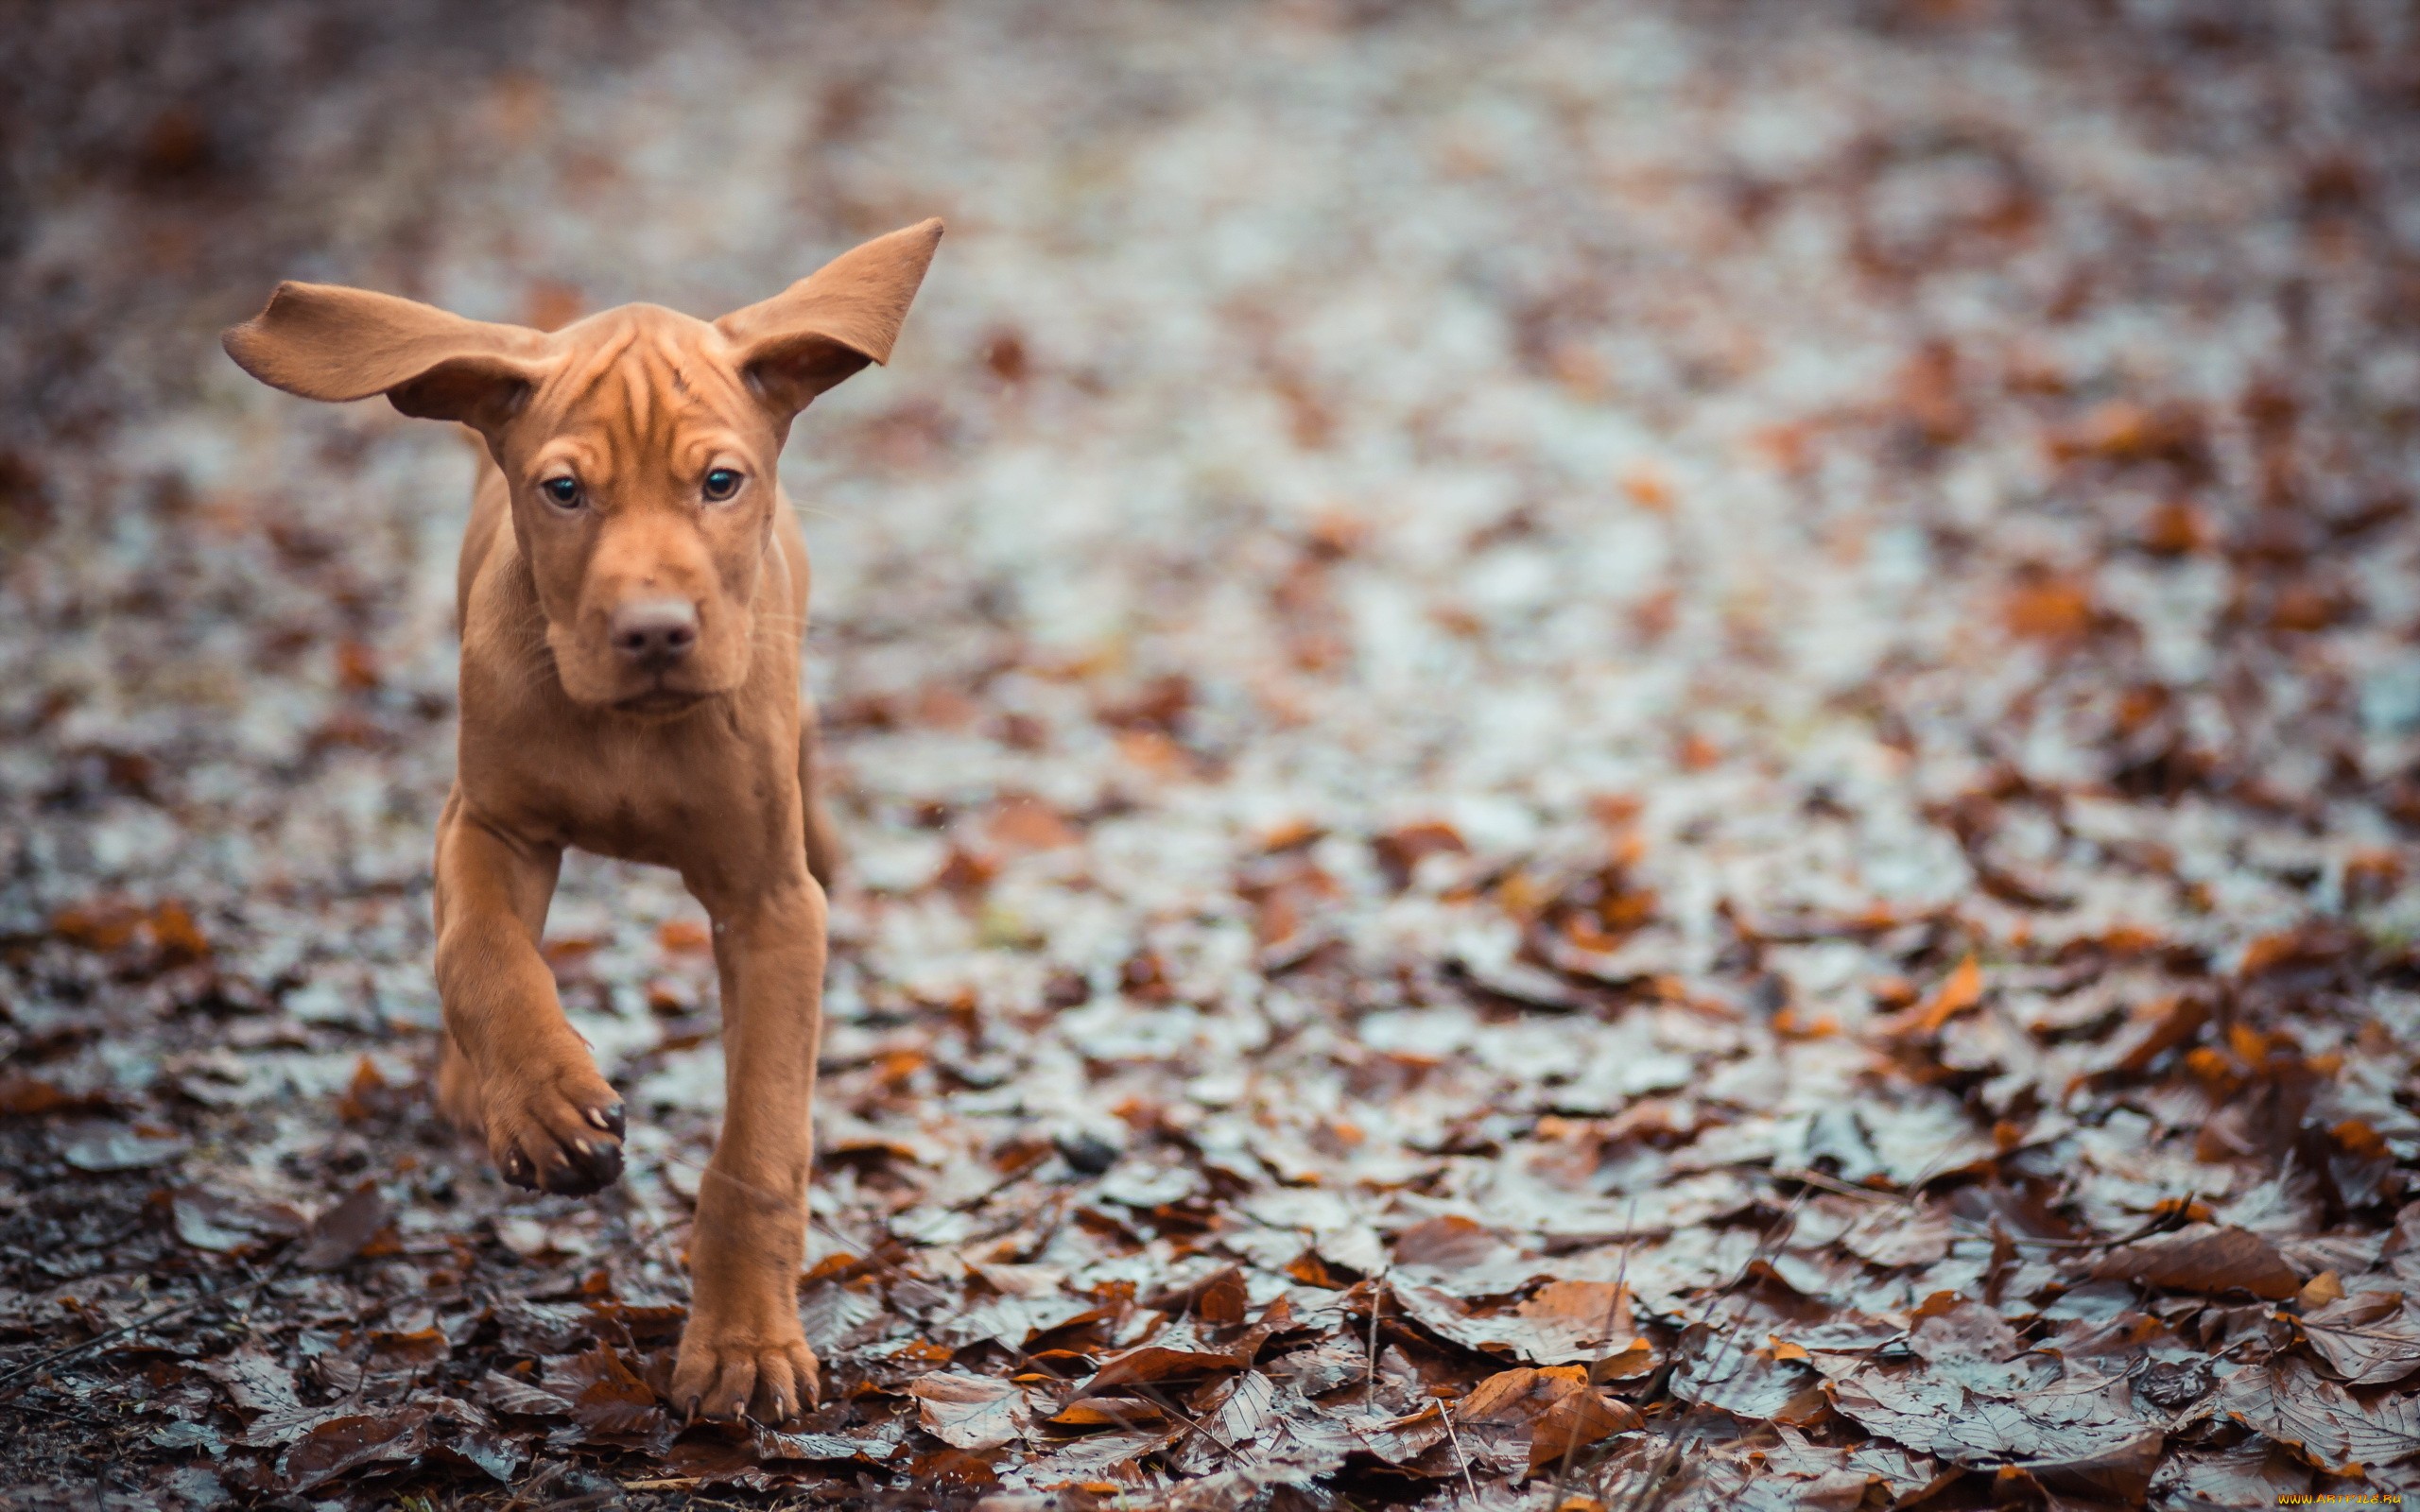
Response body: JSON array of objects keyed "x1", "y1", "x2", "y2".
[{"x1": 222, "y1": 220, "x2": 943, "y2": 1424}]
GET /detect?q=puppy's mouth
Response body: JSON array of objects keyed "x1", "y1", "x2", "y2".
[{"x1": 613, "y1": 686, "x2": 712, "y2": 716}]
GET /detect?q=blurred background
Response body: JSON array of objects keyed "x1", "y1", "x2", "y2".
[
  {"x1": 5, "y1": 1, "x2": 2420, "y2": 1500},
  {"x1": 9, "y1": 0, "x2": 2414, "y2": 942}
]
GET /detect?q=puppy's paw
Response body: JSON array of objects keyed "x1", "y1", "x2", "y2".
[
  {"x1": 458, "y1": 1042, "x2": 625, "y2": 1196},
  {"x1": 670, "y1": 1320, "x2": 821, "y2": 1427}
]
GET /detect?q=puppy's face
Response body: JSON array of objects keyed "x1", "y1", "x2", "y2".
[
  {"x1": 220, "y1": 218, "x2": 942, "y2": 715},
  {"x1": 496, "y1": 310, "x2": 782, "y2": 713}
]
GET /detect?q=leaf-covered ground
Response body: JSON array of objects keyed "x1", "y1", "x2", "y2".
[{"x1": 6, "y1": 2, "x2": 2420, "y2": 1507}]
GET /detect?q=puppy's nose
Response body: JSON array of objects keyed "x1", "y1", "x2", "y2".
[{"x1": 610, "y1": 598, "x2": 700, "y2": 667}]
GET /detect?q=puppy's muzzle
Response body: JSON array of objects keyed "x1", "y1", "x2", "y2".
[{"x1": 611, "y1": 598, "x2": 700, "y2": 670}]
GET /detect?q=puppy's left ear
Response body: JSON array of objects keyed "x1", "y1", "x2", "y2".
[
  {"x1": 717, "y1": 218, "x2": 943, "y2": 418},
  {"x1": 222, "y1": 284, "x2": 550, "y2": 438}
]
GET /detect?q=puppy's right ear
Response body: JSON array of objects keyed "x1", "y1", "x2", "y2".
[
  {"x1": 223, "y1": 284, "x2": 550, "y2": 436},
  {"x1": 716, "y1": 218, "x2": 944, "y2": 420}
]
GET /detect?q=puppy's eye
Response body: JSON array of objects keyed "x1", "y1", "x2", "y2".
[
  {"x1": 541, "y1": 476, "x2": 581, "y2": 508},
  {"x1": 702, "y1": 468, "x2": 743, "y2": 503}
]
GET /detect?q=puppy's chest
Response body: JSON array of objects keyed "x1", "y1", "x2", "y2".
[
  {"x1": 550, "y1": 780, "x2": 710, "y2": 865},
  {"x1": 481, "y1": 725, "x2": 772, "y2": 868}
]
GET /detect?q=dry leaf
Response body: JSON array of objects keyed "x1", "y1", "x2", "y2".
[
  {"x1": 2091, "y1": 1225, "x2": 2299, "y2": 1300},
  {"x1": 910, "y1": 1372, "x2": 1033, "y2": 1450}
]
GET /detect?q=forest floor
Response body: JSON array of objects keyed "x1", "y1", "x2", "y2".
[{"x1": 6, "y1": 2, "x2": 2420, "y2": 1508}]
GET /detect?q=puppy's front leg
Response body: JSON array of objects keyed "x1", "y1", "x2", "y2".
[
  {"x1": 671, "y1": 873, "x2": 827, "y2": 1424},
  {"x1": 432, "y1": 792, "x2": 627, "y2": 1194}
]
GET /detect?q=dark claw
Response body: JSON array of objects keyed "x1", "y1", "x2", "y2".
[
  {"x1": 501, "y1": 1150, "x2": 537, "y2": 1189},
  {"x1": 540, "y1": 1137, "x2": 624, "y2": 1196},
  {"x1": 588, "y1": 1102, "x2": 627, "y2": 1139}
]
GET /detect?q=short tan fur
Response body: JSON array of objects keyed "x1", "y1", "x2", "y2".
[{"x1": 223, "y1": 218, "x2": 943, "y2": 1424}]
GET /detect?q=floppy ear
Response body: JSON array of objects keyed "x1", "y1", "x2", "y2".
[
  {"x1": 222, "y1": 284, "x2": 550, "y2": 435},
  {"x1": 716, "y1": 218, "x2": 943, "y2": 417}
]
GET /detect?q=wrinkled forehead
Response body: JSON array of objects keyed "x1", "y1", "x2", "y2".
[{"x1": 519, "y1": 306, "x2": 765, "y2": 472}]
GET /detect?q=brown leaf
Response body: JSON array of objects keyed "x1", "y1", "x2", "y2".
[
  {"x1": 478, "y1": 1368, "x2": 572, "y2": 1417},
  {"x1": 2221, "y1": 1356, "x2": 2420, "y2": 1474},
  {"x1": 60, "y1": 1122, "x2": 187, "y2": 1172},
  {"x1": 1834, "y1": 1376, "x2": 2155, "y2": 1469},
  {"x1": 1198, "y1": 1267, "x2": 1249, "y2": 1327},
  {"x1": 366, "y1": 1327, "x2": 448, "y2": 1370},
  {"x1": 1587, "y1": 1343, "x2": 1655, "y2": 1382},
  {"x1": 1841, "y1": 1205, "x2": 1956, "y2": 1269},
  {"x1": 1050, "y1": 1397, "x2": 1171, "y2": 1429},
  {"x1": 2238, "y1": 924, "x2": 2358, "y2": 980},
  {"x1": 2091, "y1": 1224, "x2": 2299, "y2": 1299},
  {"x1": 2004, "y1": 578, "x2": 2094, "y2": 641},
  {"x1": 296, "y1": 1183, "x2": 392, "y2": 1270},
  {"x1": 424, "y1": 1397, "x2": 523, "y2": 1483},
  {"x1": 1908, "y1": 1297, "x2": 2022, "y2": 1366},
  {"x1": 168, "y1": 1187, "x2": 306, "y2": 1255},
  {"x1": 1515, "y1": 1280, "x2": 1630, "y2": 1339},
  {"x1": 1029, "y1": 1423, "x2": 1182, "y2": 1478},
  {"x1": 1903, "y1": 954, "x2": 1983, "y2": 1036},
  {"x1": 334, "y1": 1055, "x2": 393, "y2": 1123},
  {"x1": 557, "y1": 1344, "x2": 663, "y2": 1441},
  {"x1": 1526, "y1": 1389, "x2": 1641, "y2": 1475},
  {"x1": 2159, "y1": 1440, "x2": 2313, "y2": 1507},
  {"x1": 1142, "y1": 1264, "x2": 1249, "y2": 1324},
  {"x1": 1458, "y1": 1366, "x2": 1585, "y2": 1425},
  {"x1": 1170, "y1": 1369, "x2": 1278, "y2": 1475},
  {"x1": 1373, "y1": 822, "x2": 1467, "y2": 888},
  {"x1": 51, "y1": 899, "x2": 147, "y2": 952},
  {"x1": 753, "y1": 1424, "x2": 882, "y2": 1462},
  {"x1": 2299, "y1": 1293, "x2": 2420, "y2": 1386},
  {"x1": 200, "y1": 1345, "x2": 302, "y2": 1414},
  {"x1": 1391, "y1": 1281, "x2": 1597, "y2": 1365},
  {"x1": 2100, "y1": 994, "x2": 2209, "y2": 1078},
  {"x1": 148, "y1": 900, "x2": 211, "y2": 964},
  {"x1": 988, "y1": 793, "x2": 1079, "y2": 851},
  {"x1": 910, "y1": 1371, "x2": 1032, "y2": 1450},
  {"x1": 1672, "y1": 1343, "x2": 1823, "y2": 1420},
  {"x1": 1352, "y1": 1401, "x2": 1452, "y2": 1465},
  {"x1": 2140, "y1": 499, "x2": 2208, "y2": 556},
  {"x1": 1085, "y1": 1343, "x2": 1247, "y2": 1390},
  {"x1": 0, "y1": 1074, "x2": 101, "y2": 1117},
  {"x1": 2048, "y1": 399, "x2": 2207, "y2": 469},
  {"x1": 1392, "y1": 1214, "x2": 1503, "y2": 1269},
  {"x1": 2299, "y1": 1269, "x2": 2347, "y2": 1310},
  {"x1": 899, "y1": 1445, "x2": 1001, "y2": 1490},
  {"x1": 2025, "y1": 1429, "x2": 2165, "y2": 1506},
  {"x1": 661, "y1": 1437, "x2": 794, "y2": 1492},
  {"x1": 279, "y1": 1407, "x2": 431, "y2": 1491}
]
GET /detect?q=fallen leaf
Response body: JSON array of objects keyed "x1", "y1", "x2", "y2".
[
  {"x1": 910, "y1": 1371, "x2": 1032, "y2": 1450},
  {"x1": 1373, "y1": 823, "x2": 1467, "y2": 887},
  {"x1": 1906, "y1": 955, "x2": 1983, "y2": 1036},
  {"x1": 1392, "y1": 1215, "x2": 1504, "y2": 1269},
  {"x1": 2299, "y1": 1294, "x2": 2420, "y2": 1387},
  {"x1": 1051, "y1": 1397, "x2": 1172, "y2": 1429},
  {"x1": 59, "y1": 1122, "x2": 187, "y2": 1172},
  {"x1": 279, "y1": 1408, "x2": 431, "y2": 1491},
  {"x1": 168, "y1": 1187, "x2": 306, "y2": 1254},
  {"x1": 1514, "y1": 1280, "x2": 1629, "y2": 1340},
  {"x1": 2091, "y1": 1225, "x2": 2299, "y2": 1299},
  {"x1": 1526, "y1": 1389, "x2": 1641, "y2": 1475},
  {"x1": 555, "y1": 1344, "x2": 664, "y2": 1442},
  {"x1": 200, "y1": 1345, "x2": 302, "y2": 1414},
  {"x1": 296, "y1": 1183, "x2": 393, "y2": 1270},
  {"x1": 1085, "y1": 1342, "x2": 1252, "y2": 1390},
  {"x1": 2221, "y1": 1356, "x2": 2420, "y2": 1473}
]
